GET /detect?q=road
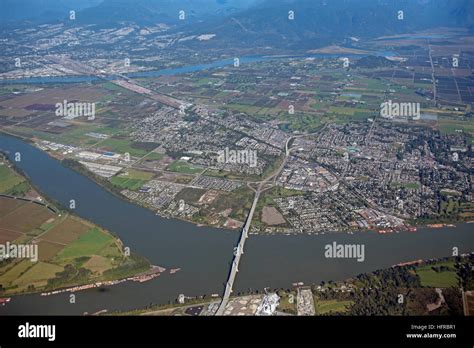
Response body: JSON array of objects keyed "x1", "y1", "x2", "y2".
[{"x1": 428, "y1": 43, "x2": 437, "y2": 105}]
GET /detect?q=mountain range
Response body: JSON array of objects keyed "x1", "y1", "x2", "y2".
[
  {"x1": 0, "y1": 0, "x2": 262, "y2": 27},
  {"x1": 177, "y1": 0, "x2": 474, "y2": 49},
  {"x1": 2, "y1": 0, "x2": 473, "y2": 50}
]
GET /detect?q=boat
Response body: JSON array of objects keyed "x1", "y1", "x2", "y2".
[
  {"x1": 0, "y1": 297, "x2": 11, "y2": 306},
  {"x1": 170, "y1": 268, "x2": 181, "y2": 275},
  {"x1": 427, "y1": 223, "x2": 456, "y2": 229}
]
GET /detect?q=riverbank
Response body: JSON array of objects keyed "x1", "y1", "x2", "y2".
[
  {"x1": 10, "y1": 130, "x2": 470, "y2": 237},
  {"x1": 108, "y1": 253, "x2": 473, "y2": 316},
  {"x1": 0, "y1": 155, "x2": 152, "y2": 297}
]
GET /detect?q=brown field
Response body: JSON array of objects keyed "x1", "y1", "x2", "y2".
[
  {"x1": 39, "y1": 216, "x2": 90, "y2": 245},
  {"x1": 0, "y1": 108, "x2": 33, "y2": 118},
  {"x1": 0, "y1": 227, "x2": 22, "y2": 243},
  {"x1": 0, "y1": 86, "x2": 106, "y2": 120},
  {"x1": 0, "y1": 198, "x2": 25, "y2": 217},
  {"x1": 261, "y1": 206, "x2": 286, "y2": 226},
  {"x1": 37, "y1": 240, "x2": 65, "y2": 261},
  {"x1": 0, "y1": 86, "x2": 105, "y2": 109},
  {"x1": 83, "y1": 255, "x2": 113, "y2": 275},
  {"x1": 0, "y1": 200, "x2": 54, "y2": 233}
]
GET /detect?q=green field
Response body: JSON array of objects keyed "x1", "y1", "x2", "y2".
[
  {"x1": 110, "y1": 177, "x2": 146, "y2": 190},
  {"x1": 167, "y1": 160, "x2": 203, "y2": 174},
  {"x1": 0, "y1": 260, "x2": 34, "y2": 284},
  {"x1": 0, "y1": 164, "x2": 25, "y2": 193},
  {"x1": 96, "y1": 138, "x2": 148, "y2": 157},
  {"x1": 110, "y1": 169, "x2": 154, "y2": 190},
  {"x1": 315, "y1": 299, "x2": 353, "y2": 315},
  {"x1": 438, "y1": 117, "x2": 474, "y2": 139},
  {"x1": 256, "y1": 186, "x2": 304, "y2": 216},
  {"x1": 0, "y1": 159, "x2": 148, "y2": 295},
  {"x1": 143, "y1": 152, "x2": 165, "y2": 161},
  {"x1": 175, "y1": 187, "x2": 207, "y2": 203},
  {"x1": 12, "y1": 262, "x2": 64, "y2": 291},
  {"x1": 278, "y1": 112, "x2": 324, "y2": 132},
  {"x1": 57, "y1": 227, "x2": 117, "y2": 260},
  {"x1": 416, "y1": 262, "x2": 458, "y2": 288}
]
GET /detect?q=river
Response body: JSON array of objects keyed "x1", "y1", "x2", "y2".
[
  {"x1": 0, "y1": 133, "x2": 473, "y2": 315},
  {"x1": 0, "y1": 52, "x2": 397, "y2": 85}
]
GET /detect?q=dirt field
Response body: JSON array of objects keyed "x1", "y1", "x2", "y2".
[
  {"x1": 0, "y1": 86, "x2": 105, "y2": 110},
  {"x1": 0, "y1": 199, "x2": 25, "y2": 217},
  {"x1": 0, "y1": 228, "x2": 22, "y2": 243},
  {"x1": 36, "y1": 240, "x2": 65, "y2": 261},
  {"x1": 0, "y1": 200, "x2": 54, "y2": 234},
  {"x1": 40, "y1": 216, "x2": 90, "y2": 245},
  {"x1": 84, "y1": 255, "x2": 113, "y2": 275},
  {"x1": 261, "y1": 206, "x2": 286, "y2": 226}
]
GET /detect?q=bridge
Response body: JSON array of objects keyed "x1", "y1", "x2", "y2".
[
  {"x1": 215, "y1": 189, "x2": 260, "y2": 315},
  {"x1": 214, "y1": 129, "x2": 327, "y2": 315}
]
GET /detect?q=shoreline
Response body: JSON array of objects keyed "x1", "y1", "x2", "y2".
[
  {"x1": 0, "y1": 149, "x2": 154, "y2": 298},
  {"x1": 1, "y1": 129, "x2": 470, "y2": 237},
  {"x1": 107, "y1": 252, "x2": 473, "y2": 316}
]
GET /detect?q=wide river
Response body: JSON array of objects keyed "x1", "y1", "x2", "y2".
[{"x1": 0, "y1": 133, "x2": 473, "y2": 315}]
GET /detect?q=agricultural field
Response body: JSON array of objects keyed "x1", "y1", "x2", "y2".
[
  {"x1": 0, "y1": 81, "x2": 149, "y2": 150},
  {"x1": 94, "y1": 138, "x2": 150, "y2": 157},
  {"x1": 0, "y1": 197, "x2": 146, "y2": 295},
  {"x1": 0, "y1": 163, "x2": 25, "y2": 193},
  {"x1": 0, "y1": 162, "x2": 149, "y2": 295}
]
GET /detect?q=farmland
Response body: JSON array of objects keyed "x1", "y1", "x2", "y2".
[{"x1": 0, "y1": 159, "x2": 150, "y2": 296}]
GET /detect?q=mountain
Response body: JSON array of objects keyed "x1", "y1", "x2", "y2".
[
  {"x1": 1, "y1": 0, "x2": 262, "y2": 28},
  {"x1": 74, "y1": 0, "x2": 262, "y2": 27},
  {"x1": 0, "y1": 0, "x2": 102, "y2": 26},
  {"x1": 2, "y1": 0, "x2": 472, "y2": 47},
  {"x1": 175, "y1": 0, "x2": 474, "y2": 50}
]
